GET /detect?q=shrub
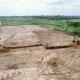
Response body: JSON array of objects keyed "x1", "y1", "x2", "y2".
[{"x1": 67, "y1": 21, "x2": 80, "y2": 27}]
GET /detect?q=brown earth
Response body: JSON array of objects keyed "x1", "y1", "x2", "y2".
[{"x1": 0, "y1": 25, "x2": 80, "y2": 80}]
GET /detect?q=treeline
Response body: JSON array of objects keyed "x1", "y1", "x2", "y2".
[
  {"x1": 32, "y1": 16, "x2": 80, "y2": 20},
  {"x1": 0, "y1": 16, "x2": 80, "y2": 20}
]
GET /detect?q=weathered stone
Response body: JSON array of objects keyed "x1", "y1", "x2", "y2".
[
  {"x1": 0, "y1": 25, "x2": 80, "y2": 80},
  {"x1": 4, "y1": 32, "x2": 42, "y2": 48},
  {"x1": 35, "y1": 29, "x2": 74, "y2": 48}
]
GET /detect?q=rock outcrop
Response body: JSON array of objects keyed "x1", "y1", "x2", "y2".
[{"x1": 0, "y1": 25, "x2": 80, "y2": 80}]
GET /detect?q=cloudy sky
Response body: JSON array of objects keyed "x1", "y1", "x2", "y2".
[{"x1": 0, "y1": 0, "x2": 80, "y2": 16}]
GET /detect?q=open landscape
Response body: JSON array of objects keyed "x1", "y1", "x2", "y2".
[
  {"x1": 0, "y1": 16, "x2": 80, "y2": 37},
  {"x1": 0, "y1": 16, "x2": 80, "y2": 80}
]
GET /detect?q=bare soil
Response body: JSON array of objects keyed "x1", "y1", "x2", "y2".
[{"x1": 0, "y1": 25, "x2": 80, "y2": 80}]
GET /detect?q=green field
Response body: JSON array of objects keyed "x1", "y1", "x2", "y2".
[{"x1": 0, "y1": 16, "x2": 80, "y2": 37}]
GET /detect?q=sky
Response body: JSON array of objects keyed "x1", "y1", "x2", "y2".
[{"x1": 0, "y1": 0, "x2": 80, "y2": 16}]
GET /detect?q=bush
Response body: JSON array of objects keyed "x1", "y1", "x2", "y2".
[{"x1": 67, "y1": 21, "x2": 80, "y2": 27}]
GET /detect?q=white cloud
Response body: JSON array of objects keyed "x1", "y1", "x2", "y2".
[{"x1": 0, "y1": 0, "x2": 80, "y2": 16}]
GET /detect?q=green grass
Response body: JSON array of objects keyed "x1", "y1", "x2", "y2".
[{"x1": 0, "y1": 17, "x2": 80, "y2": 37}]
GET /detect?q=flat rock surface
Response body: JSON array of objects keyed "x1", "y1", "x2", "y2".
[
  {"x1": 0, "y1": 25, "x2": 47, "y2": 34},
  {"x1": 35, "y1": 29, "x2": 74, "y2": 48},
  {"x1": 0, "y1": 25, "x2": 80, "y2": 80},
  {"x1": 0, "y1": 25, "x2": 48, "y2": 48},
  {"x1": 4, "y1": 32, "x2": 41, "y2": 48}
]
